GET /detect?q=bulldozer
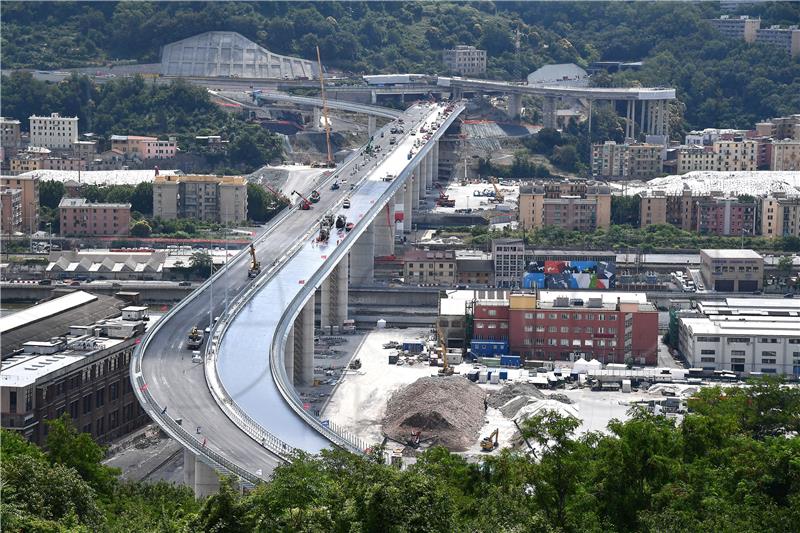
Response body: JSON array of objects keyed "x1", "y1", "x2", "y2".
[
  {"x1": 480, "y1": 428, "x2": 499, "y2": 451},
  {"x1": 248, "y1": 243, "x2": 261, "y2": 278}
]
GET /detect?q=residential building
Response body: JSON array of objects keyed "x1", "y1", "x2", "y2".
[
  {"x1": 771, "y1": 139, "x2": 800, "y2": 171},
  {"x1": 518, "y1": 180, "x2": 611, "y2": 232},
  {"x1": 755, "y1": 25, "x2": 800, "y2": 57},
  {"x1": 755, "y1": 114, "x2": 800, "y2": 140},
  {"x1": 403, "y1": 249, "x2": 456, "y2": 285},
  {"x1": 0, "y1": 299, "x2": 150, "y2": 445},
  {"x1": 676, "y1": 139, "x2": 758, "y2": 174},
  {"x1": 677, "y1": 298, "x2": 800, "y2": 375},
  {"x1": 706, "y1": 15, "x2": 761, "y2": 42},
  {"x1": 59, "y1": 198, "x2": 131, "y2": 237},
  {"x1": 110, "y1": 135, "x2": 178, "y2": 160},
  {"x1": 699, "y1": 249, "x2": 763, "y2": 293},
  {"x1": 472, "y1": 291, "x2": 658, "y2": 365},
  {"x1": 153, "y1": 174, "x2": 246, "y2": 223},
  {"x1": 12, "y1": 155, "x2": 90, "y2": 174},
  {"x1": 639, "y1": 187, "x2": 704, "y2": 230},
  {"x1": 9, "y1": 154, "x2": 43, "y2": 175},
  {"x1": 492, "y1": 238, "x2": 526, "y2": 288},
  {"x1": 591, "y1": 141, "x2": 663, "y2": 179},
  {"x1": 29, "y1": 113, "x2": 79, "y2": 150},
  {"x1": 1, "y1": 117, "x2": 22, "y2": 158},
  {"x1": 0, "y1": 188, "x2": 23, "y2": 234},
  {"x1": 455, "y1": 251, "x2": 494, "y2": 287},
  {"x1": 760, "y1": 196, "x2": 800, "y2": 238},
  {"x1": 684, "y1": 128, "x2": 749, "y2": 146},
  {"x1": 442, "y1": 45, "x2": 487, "y2": 76},
  {"x1": 695, "y1": 197, "x2": 757, "y2": 236},
  {"x1": 72, "y1": 140, "x2": 98, "y2": 160},
  {"x1": 0, "y1": 174, "x2": 39, "y2": 233}
]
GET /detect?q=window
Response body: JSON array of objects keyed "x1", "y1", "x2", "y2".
[
  {"x1": 524, "y1": 325, "x2": 533, "y2": 332},
  {"x1": 95, "y1": 389, "x2": 105, "y2": 408},
  {"x1": 83, "y1": 395, "x2": 92, "y2": 414},
  {"x1": 536, "y1": 312, "x2": 545, "y2": 319},
  {"x1": 731, "y1": 350, "x2": 745, "y2": 356},
  {"x1": 560, "y1": 339, "x2": 569, "y2": 346},
  {"x1": 575, "y1": 313, "x2": 582, "y2": 320},
  {"x1": 524, "y1": 313, "x2": 534, "y2": 319},
  {"x1": 487, "y1": 309, "x2": 497, "y2": 317},
  {"x1": 548, "y1": 338, "x2": 557, "y2": 346},
  {"x1": 731, "y1": 357, "x2": 746, "y2": 363},
  {"x1": 561, "y1": 313, "x2": 570, "y2": 320},
  {"x1": 547, "y1": 326, "x2": 557, "y2": 333},
  {"x1": 560, "y1": 326, "x2": 569, "y2": 333},
  {"x1": 585, "y1": 327, "x2": 593, "y2": 334},
  {"x1": 110, "y1": 381, "x2": 119, "y2": 401},
  {"x1": 536, "y1": 326, "x2": 545, "y2": 333},
  {"x1": 548, "y1": 313, "x2": 557, "y2": 320},
  {"x1": 701, "y1": 349, "x2": 716, "y2": 355},
  {"x1": 69, "y1": 400, "x2": 79, "y2": 419}
]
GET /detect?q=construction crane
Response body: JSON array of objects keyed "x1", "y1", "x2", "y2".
[
  {"x1": 490, "y1": 178, "x2": 504, "y2": 203},
  {"x1": 434, "y1": 183, "x2": 455, "y2": 207},
  {"x1": 316, "y1": 46, "x2": 336, "y2": 168},
  {"x1": 263, "y1": 183, "x2": 290, "y2": 204},
  {"x1": 480, "y1": 428, "x2": 499, "y2": 451},
  {"x1": 248, "y1": 243, "x2": 261, "y2": 278},
  {"x1": 291, "y1": 190, "x2": 312, "y2": 210}
]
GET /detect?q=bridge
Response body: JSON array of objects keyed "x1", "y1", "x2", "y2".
[
  {"x1": 439, "y1": 77, "x2": 676, "y2": 137},
  {"x1": 131, "y1": 100, "x2": 465, "y2": 495}
]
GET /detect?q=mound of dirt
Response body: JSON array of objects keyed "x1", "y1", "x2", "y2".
[
  {"x1": 487, "y1": 382, "x2": 545, "y2": 409},
  {"x1": 382, "y1": 376, "x2": 486, "y2": 451}
]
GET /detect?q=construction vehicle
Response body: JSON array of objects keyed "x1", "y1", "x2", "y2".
[
  {"x1": 330, "y1": 181, "x2": 340, "y2": 190},
  {"x1": 345, "y1": 222, "x2": 354, "y2": 232},
  {"x1": 316, "y1": 46, "x2": 336, "y2": 168},
  {"x1": 248, "y1": 243, "x2": 261, "y2": 278},
  {"x1": 434, "y1": 183, "x2": 456, "y2": 207},
  {"x1": 263, "y1": 183, "x2": 290, "y2": 204},
  {"x1": 480, "y1": 429, "x2": 499, "y2": 451},
  {"x1": 490, "y1": 178, "x2": 504, "y2": 203},
  {"x1": 335, "y1": 215, "x2": 347, "y2": 229},
  {"x1": 310, "y1": 190, "x2": 321, "y2": 203},
  {"x1": 436, "y1": 323, "x2": 454, "y2": 376},
  {"x1": 292, "y1": 190, "x2": 313, "y2": 210},
  {"x1": 187, "y1": 327, "x2": 204, "y2": 350},
  {"x1": 349, "y1": 358, "x2": 362, "y2": 370},
  {"x1": 318, "y1": 214, "x2": 334, "y2": 242}
]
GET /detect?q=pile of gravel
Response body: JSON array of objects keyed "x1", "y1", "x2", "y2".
[
  {"x1": 547, "y1": 393, "x2": 573, "y2": 405},
  {"x1": 487, "y1": 382, "x2": 545, "y2": 409},
  {"x1": 382, "y1": 376, "x2": 486, "y2": 451}
]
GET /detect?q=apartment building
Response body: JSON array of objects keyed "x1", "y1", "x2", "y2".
[
  {"x1": 518, "y1": 180, "x2": 611, "y2": 232},
  {"x1": 676, "y1": 140, "x2": 758, "y2": 174},
  {"x1": 755, "y1": 25, "x2": 800, "y2": 57},
  {"x1": 0, "y1": 308, "x2": 150, "y2": 445},
  {"x1": 761, "y1": 196, "x2": 800, "y2": 238},
  {"x1": 756, "y1": 115, "x2": 800, "y2": 141},
  {"x1": 0, "y1": 188, "x2": 23, "y2": 234},
  {"x1": 0, "y1": 175, "x2": 39, "y2": 233},
  {"x1": 639, "y1": 188, "x2": 702, "y2": 230},
  {"x1": 110, "y1": 135, "x2": 178, "y2": 160},
  {"x1": 592, "y1": 141, "x2": 663, "y2": 179},
  {"x1": 403, "y1": 249, "x2": 456, "y2": 285},
  {"x1": 684, "y1": 128, "x2": 750, "y2": 146},
  {"x1": 455, "y1": 251, "x2": 494, "y2": 287},
  {"x1": 1, "y1": 117, "x2": 22, "y2": 158},
  {"x1": 677, "y1": 298, "x2": 800, "y2": 375},
  {"x1": 472, "y1": 291, "x2": 658, "y2": 365},
  {"x1": 59, "y1": 198, "x2": 131, "y2": 237},
  {"x1": 153, "y1": 174, "x2": 247, "y2": 223},
  {"x1": 442, "y1": 45, "x2": 487, "y2": 76},
  {"x1": 29, "y1": 113, "x2": 79, "y2": 150},
  {"x1": 770, "y1": 139, "x2": 800, "y2": 171},
  {"x1": 699, "y1": 249, "x2": 763, "y2": 293},
  {"x1": 706, "y1": 15, "x2": 761, "y2": 42},
  {"x1": 492, "y1": 238, "x2": 526, "y2": 288},
  {"x1": 695, "y1": 197, "x2": 757, "y2": 237},
  {"x1": 72, "y1": 140, "x2": 98, "y2": 160}
]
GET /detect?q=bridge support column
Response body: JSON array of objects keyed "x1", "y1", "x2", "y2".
[
  {"x1": 625, "y1": 100, "x2": 637, "y2": 140},
  {"x1": 373, "y1": 202, "x2": 395, "y2": 257},
  {"x1": 313, "y1": 107, "x2": 321, "y2": 130},
  {"x1": 418, "y1": 159, "x2": 427, "y2": 202},
  {"x1": 320, "y1": 258, "x2": 348, "y2": 330},
  {"x1": 293, "y1": 295, "x2": 315, "y2": 386},
  {"x1": 371, "y1": 90, "x2": 377, "y2": 105},
  {"x1": 426, "y1": 151, "x2": 434, "y2": 190},
  {"x1": 432, "y1": 142, "x2": 439, "y2": 181},
  {"x1": 403, "y1": 180, "x2": 414, "y2": 233},
  {"x1": 184, "y1": 449, "x2": 220, "y2": 498},
  {"x1": 412, "y1": 171, "x2": 421, "y2": 207},
  {"x1": 508, "y1": 93, "x2": 522, "y2": 120},
  {"x1": 542, "y1": 97, "x2": 557, "y2": 129},
  {"x1": 350, "y1": 224, "x2": 375, "y2": 285},
  {"x1": 368, "y1": 115, "x2": 376, "y2": 136},
  {"x1": 284, "y1": 325, "x2": 294, "y2": 383}
]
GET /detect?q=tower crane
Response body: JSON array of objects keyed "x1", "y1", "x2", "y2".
[{"x1": 316, "y1": 46, "x2": 336, "y2": 168}]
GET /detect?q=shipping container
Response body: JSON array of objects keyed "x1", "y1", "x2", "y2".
[
  {"x1": 470, "y1": 340, "x2": 509, "y2": 357},
  {"x1": 500, "y1": 355, "x2": 521, "y2": 368}
]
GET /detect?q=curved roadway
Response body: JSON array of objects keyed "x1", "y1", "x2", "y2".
[{"x1": 135, "y1": 100, "x2": 463, "y2": 480}]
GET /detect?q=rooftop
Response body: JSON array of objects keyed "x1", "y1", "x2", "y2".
[
  {"x1": 681, "y1": 316, "x2": 800, "y2": 337},
  {"x1": 15, "y1": 169, "x2": 180, "y2": 186},
  {"x1": 700, "y1": 249, "x2": 762, "y2": 260},
  {"x1": 535, "y1": 290, "x2": 654, "y2": 311},
  {"x1": 154, "y1": 174, "x2": 245, "y2": 185},
  {"x1": 404, "y1": 249, "x2": 456, "y2": 261},
  {"x1": 1, "y1": 291, "x2": 97, "y2": 335},
  {"x1": 58, "y1": 197, "x2": 132, "y2": 209},
  {"x1": 628, "y1": 171, "x2": 800, "y2": 198}
]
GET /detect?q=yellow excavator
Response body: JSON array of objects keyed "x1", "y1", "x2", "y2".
[
  {"x1": 480, "y1": 428, "x2": 499, "y2": 451},
  {"x1": 248, "y1": 243, "x2": 261, "y2": 278}
]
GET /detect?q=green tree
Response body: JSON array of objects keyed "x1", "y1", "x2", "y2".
[
  {"x1": 190, "y1": 476, "x2": 246, "y2": 532},
  {"x1": 189, "y1": 250, "x2": 213, "y2": 277},
  {"x1": 39, "y1": 180, "x2": 66, "y2": 209},
  {"x1": 45, "y1": 415, "x2": 120, "y2": 497},
  {"x1": 611, "y1": 195, "x2": 641, "y2": 226},
  {"x1": 130, "y1": 220, "x2": 152, "y2": 238},
  {"x1": 130, "y1": 182, "x2": 153, "y2": 215}
]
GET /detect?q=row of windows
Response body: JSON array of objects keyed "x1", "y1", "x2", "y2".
[{"x1": 521, "y1": 338, "x2": 618, "y2": 347}]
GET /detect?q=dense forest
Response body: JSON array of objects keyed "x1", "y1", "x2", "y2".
[
  {"x1": 3, "y1": 381, "x2": 798, "y2": 531},
  {"x1": 2, "y1": 1, "x2": 799, "y2": 130}
]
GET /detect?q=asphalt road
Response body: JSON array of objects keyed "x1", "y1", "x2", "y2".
[{"x1": 139, "y1": 102, "x2": 447, "y2": 476}]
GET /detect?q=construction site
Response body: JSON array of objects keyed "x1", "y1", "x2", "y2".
[{"x1": 320, "y1": 326, "x2": 697, "y2": 462}]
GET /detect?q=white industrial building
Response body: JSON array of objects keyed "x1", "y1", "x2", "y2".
[
  {"x1": 677, "y1": 298, "x2": 800, "y2": 376},
  {"x1": 160, "y1": 31, "x2": 316, "y2": 79}
]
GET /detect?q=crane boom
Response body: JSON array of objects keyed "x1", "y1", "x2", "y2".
[{"x1": 316, "y1": 46, "x2": 335, "y2": 167}]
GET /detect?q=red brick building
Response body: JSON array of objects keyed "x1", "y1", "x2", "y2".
[
  {"x1": 472, "y1": 291, "x2": 658, "y2": 365},
  {"x1": 59, "y1": 198, "x2": 131, "y2": 237}
]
